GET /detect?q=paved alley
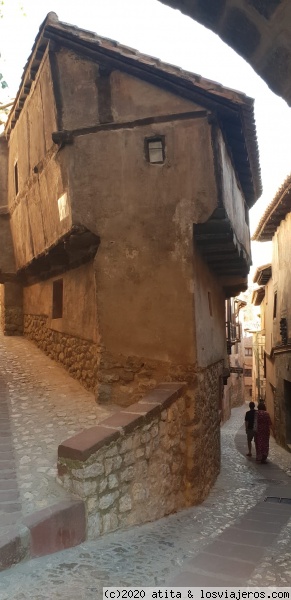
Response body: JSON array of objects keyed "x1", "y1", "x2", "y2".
[
  {"x1": 0, "y1": 333, "x2": 117, "y2": 533},
  {"x1": 0, "y1": 382, "x2": 290, "y2": 599}
]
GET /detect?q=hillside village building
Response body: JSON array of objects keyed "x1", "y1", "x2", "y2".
[
  {"x1": 253, "y1": 178, "x2": 291, "y2": 450},
  {"x1": 0, "y1": 14, "x2": 261, "y2": 516}
]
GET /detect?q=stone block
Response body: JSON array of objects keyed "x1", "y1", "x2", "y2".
[
  {"x1": 87, "y1": 513, "x2": 101, "y2": 539},
  {"x1": 246, "y1": 0, "x2": 281, "y2": 19},
  {"x1": 71, "y1": 478, "x2": 97, "y2": 498},
  {"x1": 104, "y1": 455, "x2": 122, "y2": 476},
  {"x1": 96, "y1": 383, "x2": 112, "y2": 404},
  {"x1": 58, "y1": 425, "x2": 120, "y2": 462},
  {"x1": 99, "y1": 478, "x2": 108, "y2": 494},
  {"x1": 99, "y1": 491, "x2": 119, "y2": 510},
  {"x1": 0, "y1": 526, "x2": 29, "y2": 571},
  {"x1": 132, "y1": 482, "x2": 148, "y2": 502},
  {"x1": 104, "y1": 445, "x2": 118, "y2": 458},
  {"x1": 80, "y1": 461, "x2": 105, "y2": 478},
  {"x1": 135, "y1": 447, "x2": 145, "y2": 459},
  {"x1": 141, "y1": 383, "x2": 186, "y2": 409},
  {"x1": 102, "y1": 511, "x2": 118, "y2": 533},
  {"x1": 87, "y1": 496, "x2": 98, "y2": 513},
  {"x1": 123, "y1": 402, "x2": 160, "y2": 420},
  {"x1": 120, "y1": 466, "x2": 134, "y2": 482},
  {"x1": 123, "y1": 451, "x2": 135, "y2": 466},
  {"x1": 261, "y1": 42, "x2": 291, "y2": 96},
  {"x1": 222, "y1": 8, "x2": 260, "y2": 59},
  {"x1": 151, "y1": 424, "x2": 159, "y2": 438},
  {"x1": 108, "y1": 474, "x2": 119, "y2": 490},
  {"x1": 23, "y1": 500, "x2": 86, "y2": 557},
  {"x1": 195, "y1": 0, "x2": 226, "y2": 27},
  {"x1": 119, "y1": 494, "x2": 132, "y2": 513},
  {"x1": 119, "y1": 437, "x2": 133, "y2": 454},
  {"x1": 102, "y1": 412, "x2": 144, "y2": 434}
]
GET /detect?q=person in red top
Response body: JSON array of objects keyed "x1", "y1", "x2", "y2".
[{"x1": 256, "y1": 401, "x2": 274, "y2": 464}]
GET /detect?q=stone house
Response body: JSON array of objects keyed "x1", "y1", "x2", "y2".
[
  {"x1": 0, "y1": 14, "x2": 261, "y2": 503},
  {"x1": 253, "y1": 177, "x2": 291, "y2": 449}
]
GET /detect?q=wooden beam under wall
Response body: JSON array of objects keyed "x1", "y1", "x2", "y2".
[{"x1": 48, "y1": 48, "x2": 63, "y2": 131}]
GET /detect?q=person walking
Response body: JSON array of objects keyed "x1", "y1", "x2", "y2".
[
  {"x1": 256, "y1": 400, "x2": 274, "y2": 464},
  {"x1": 245, "y1": 401, "x2": 257, "y2": 457}
]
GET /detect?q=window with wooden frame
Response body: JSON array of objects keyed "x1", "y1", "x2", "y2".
[{"x1": 145, "y1": 136, "x2": 165, "y2": 164}]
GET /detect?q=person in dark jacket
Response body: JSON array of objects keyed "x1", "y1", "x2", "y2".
[{"x1": 245, "y1": 401, "x2": 257, "y2": 457}]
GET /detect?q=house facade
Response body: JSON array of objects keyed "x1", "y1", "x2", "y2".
[
  {"x1": 253, "y1": 177, "x2": 291, "y2": 449},
  {"x1": 0, "y1": 14, "x2": 261, "y2": 501},
  {"x1": 223, "y1": 297, "x2": 246, "y2": 421}
]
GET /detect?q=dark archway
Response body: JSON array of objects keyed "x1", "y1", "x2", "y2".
[{"x1": 159, "y1": 0, "x2": 291, "y2": 105}]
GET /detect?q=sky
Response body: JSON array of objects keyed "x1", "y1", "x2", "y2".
[{"x1": 0, "y1": 0, "x2": 290, "y2": 272}]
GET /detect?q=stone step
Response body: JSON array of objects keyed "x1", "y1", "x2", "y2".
[{"x1": 0, "y1": 499, "x2": 86, "y2": 570}]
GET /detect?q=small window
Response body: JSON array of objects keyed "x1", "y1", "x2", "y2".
[
  {"x1": 273, "y1": 292, "x2": 277, "y2": 319},
  {"x1": 249, "y1": 388, "x2": 252, "y2": 397},
  {"x1": 244, "y1": 369, "x2": 252, "y2": 377},
  {"x1": 14, "y1": 161, "x2": 19, "y2": 195},
  {"x1": 52, "y1": 279, "x2": 63, "y2": 319},
  {"x1": 245, "y1": 347, "x2": 252, "y2": 357},
  {"x1": 146, "y1": 136, "x2": 165, "y2": 164}
]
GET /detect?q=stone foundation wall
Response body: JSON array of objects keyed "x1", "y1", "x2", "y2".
[
  {"x1": 3, "y1": 306, "x2": 23, "y2": 336},
  {"x1": 96, "y1": 351, "x2": 201, "y2": 406},
  {"x1": 190, "y1": 361, "x2": 222, "y2": 503},
  {"x1": 23, "y1": 314, "x2": 224, "y2": 427},
  {"x1": 57, "y1": 368, "x2": 222, "y2": 538},
  {"x1": 230, "y1": 374, "x2": 244, "y2": 408},
  {"x1": 24, "y1": 314, "x2": 99, "y2": 392},
  {"x1": 0, "y1": 282, "x2": 23, "y2": 336}
]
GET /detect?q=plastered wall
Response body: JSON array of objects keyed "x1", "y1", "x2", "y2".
[
  {"x1": 23, "y1": 262, "x2": 97, "y2": 342},
  {"x1": 68, "y1": 115, "x2": 218, "y2": 366}
]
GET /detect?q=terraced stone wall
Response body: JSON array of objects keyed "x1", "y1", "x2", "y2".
[
  {"x1": 57, "y1": 375, "x2": 222, "y2": 538},
  {"x1": 23, "y1": 312, "x2": 224, "y2": 428},
  {"x1": 23, "y1": 314, "x2": 99, "y2": 392}
]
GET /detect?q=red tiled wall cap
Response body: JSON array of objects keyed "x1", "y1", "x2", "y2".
[{"x1": 58, "y1": 382, "x2": 186, "y2": 463}]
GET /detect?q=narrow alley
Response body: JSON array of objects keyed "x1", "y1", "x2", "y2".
[{"x1": 0, "y1": 335, "x2": 290, "y2": 598}]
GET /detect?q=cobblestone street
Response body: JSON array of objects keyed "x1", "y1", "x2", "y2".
[
  {"x1": 0, "y1": 333, "x2": 117, "y2": 532},
  {"x1": 0, "y1": 331, "x2": 290, "y2": 600}
]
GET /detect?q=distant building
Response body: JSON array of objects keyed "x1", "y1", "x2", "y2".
[{"x1": 253, "y1": 175, "x2": 291, "y2": 449}]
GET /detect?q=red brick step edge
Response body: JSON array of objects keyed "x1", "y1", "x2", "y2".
[{"x1": 0, "y1": 499, "x2": 86, "y2": 571}]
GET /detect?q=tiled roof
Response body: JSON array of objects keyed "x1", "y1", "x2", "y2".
[
  {"x1": 253, "y1": 173, "x2": 291, "y2": 241},
  {"x1": 5, "y1": 12, "x2": 262, "y2": 207}
]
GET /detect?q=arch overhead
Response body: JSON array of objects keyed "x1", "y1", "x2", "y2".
[{"x1": 159, "y1": 0, "x2": 291, "y2": 105}]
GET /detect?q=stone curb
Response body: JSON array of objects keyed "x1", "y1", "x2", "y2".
[{"x1": 0, "y1": 498, "x2": 86, "y2": 571}]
